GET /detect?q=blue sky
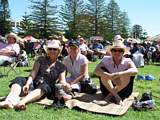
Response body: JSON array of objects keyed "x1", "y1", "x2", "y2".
[{"x1": 9, "y1": 0, "x2": 160, "y2": 36}]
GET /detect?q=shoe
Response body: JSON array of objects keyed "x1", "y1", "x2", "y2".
[
  {"x1": 141, "y1": 100, "x2": 155, "y2": 109},
  {"x1": 132, "y1": 99, "x2": 155, "y2": 111},
  {"x1": 140, "y1": 92, "x2": 152, "y2": 102},
  {"x1": 52, "y1": 98, "x2": 67, "y2": 109}
]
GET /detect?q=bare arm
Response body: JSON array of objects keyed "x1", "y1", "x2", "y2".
[
  {"x1": 59, "y1": 71, "x2": 68, "y2": 85},
  {"x1": 23, "y1": 61, "x2": 40, "y2": 94},
  {"x1": 29, "y1": 61, "x2": 40, "y2": 80},
  {"x1": 94, "y1": 61, "x2": 112, "y2": 79},
  {"x1": 59, "y1": 71, "x2": 71, "y2": 91},
  {"x1": 0, "y1": 50, "x2": 16, "y2": 56}
]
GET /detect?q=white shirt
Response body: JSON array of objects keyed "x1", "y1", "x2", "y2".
[
  {"x1": 63, "y1": 53, "x2": 89, "y2": 80},
  {"x1": 79, "y1": 43, "x2": 88, "y2": 52}
]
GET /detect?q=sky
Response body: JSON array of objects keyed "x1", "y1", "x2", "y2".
[{"x1": 9, "y1": 0, "x2": 160, "y2": 36}]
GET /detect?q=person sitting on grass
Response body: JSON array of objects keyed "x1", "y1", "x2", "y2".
[
  {"x1": 0, "y1": 40, "x2": 72, "y2": 110},
  {"x1": 95, "y1": 40, "x2": 138, "y2": 105},
  {"x1": 63, "y1": 40, "x2": 91, "y2": 93}
]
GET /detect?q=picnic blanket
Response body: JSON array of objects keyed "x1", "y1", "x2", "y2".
[
  {"x1": 0, "y1": 91, "x2": 139, "y2": 116},
  {"x1": 36, "y1": 91, "x2": 139, "y2": 116}
]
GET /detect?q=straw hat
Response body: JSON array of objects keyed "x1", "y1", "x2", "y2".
[
  {"x1": 5, "y1": 32, "x2": 18, "y2": 43},
  {"x1": 43, "y1": 40, "x2": 62, "y2": 54},
  {"x1": 108, "y1": 40, "x2": 130, "y2": 55}
]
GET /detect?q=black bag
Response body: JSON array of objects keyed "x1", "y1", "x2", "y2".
[
  {"x1": 140, "y1": 92, "x2": 152, "y2": 101},
  {"x1": 80, "y1": 78, "x2": 97, "y2": 94}
]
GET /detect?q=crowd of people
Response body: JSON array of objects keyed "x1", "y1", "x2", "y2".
[{"x1": 0, "y1": 32, "x2": 159, "y2": 110}]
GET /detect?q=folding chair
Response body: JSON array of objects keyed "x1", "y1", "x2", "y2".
[
  {"x1": 0, "y1": 56, "x2": 21, "y2": 76},
  {"x1": 6, "y1": 60, "x2": 21, "y2": 75}
]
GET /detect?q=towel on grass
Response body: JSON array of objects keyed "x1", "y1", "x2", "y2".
[
  {"x1": 36, "y1": 91, "x2": 139, "y2": 116},
  {"x1": 0, "y1": 90, "x2": 139, "y2": 115}
]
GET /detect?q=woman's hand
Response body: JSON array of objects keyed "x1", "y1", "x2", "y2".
[
  {"x1": 111, "y1": 72, "x2": 122, "y2": 86},
  {"x1": 101, "y1": 72, "x2": 113, "y2": 80},
  {"x1": 112, "y1": 72, "x2": 121, "y2": 79},
  {"x1": 63, "y1": 83, "x2": 72, "y2": 92},
  {"x1": 23, "y1": 84, "x2": 30, "y2": 95}
]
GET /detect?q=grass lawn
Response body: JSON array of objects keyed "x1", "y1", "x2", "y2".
[{"x1": 0, "y1": 59, "x2": 160, "y2": 120}]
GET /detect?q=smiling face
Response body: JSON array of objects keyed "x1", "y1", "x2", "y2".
[
  {"x1": 45, "y1": 40, "x2": 61, "y2": 59},
  {"x1": 68, "y1": 45, "x2": 79, "y2": 59},
  {"x1": 111, "y1": 48, "x2": 124, "y2": 60},
  {"x1": 47, "y1": 47, "x2": 59, "y2": 58},
  {"x1": 7, "y1": 35, "x2": 16, "y2": 44}
]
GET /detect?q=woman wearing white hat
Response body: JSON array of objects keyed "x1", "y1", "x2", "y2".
[
  {"x1": 0, "y1": 33, "x2": 20, "y2": 65},
  {"x1": 95, "y1": 40, "x2": 138, "y2": 105},
  {"x1": 0, "y1": 40, "x2": 72, "y2": 110}
]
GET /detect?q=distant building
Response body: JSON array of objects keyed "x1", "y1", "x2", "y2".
[{"x1": 11, "y1": 20, "x2": 21, "y2": 33}]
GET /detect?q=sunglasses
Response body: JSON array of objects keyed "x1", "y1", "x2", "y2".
[
  {"x1": 47, "y1": 48, "x2": 58, "y2": 51},
  {"x1": 111, "y1": 49, "x2": 124, "y2": 53}
]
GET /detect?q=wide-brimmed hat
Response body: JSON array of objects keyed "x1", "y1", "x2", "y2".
[
  {"x1": 113, "y1": 35, "x2": 124, "y2": 41},
  {"x1": 108, "y1": 40, "x2": 130, "y2": 55},
  {"x1": 5, "y1": 32, "x2": 18, "y2": 43},
  {"x1": 43, "y1": 40, "x2": 61, "y2": 54},
  {"x1": 68, "y1": 40, "x2": 80, "y2": 48}
]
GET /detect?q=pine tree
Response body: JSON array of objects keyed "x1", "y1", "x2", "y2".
[
  {"x1": 59, "y1": 0, "x2": 85, "y2": 39},
  {"x1": 117, "y1": 11, "x2": 130, "y2": 38},
  {"x1": 105, "y1": 0, "x2": 123, "y2": 40},
  {"x1": 0, "y1": 0, "x2": 11, "y2": 36},
  {"x1": 132, "y1": 24, "x2": 143, "y2": 39},
  {"x1": 86, "y1": 0, "x2": 106, "y2": 36},
  {"x1": 18, "y1": 12, "x2": 33, "y2": 36},
  {"x1": 29, "y1": 0, "x2": 58, "y2": 39}
]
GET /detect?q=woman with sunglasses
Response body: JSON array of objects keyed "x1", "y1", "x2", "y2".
[
  {"x1": 0, "y1": 40, "x2": 71, "y2": 110},
  {"x1": 95, "y1": 40, "x2": 138, "y2": 105}
]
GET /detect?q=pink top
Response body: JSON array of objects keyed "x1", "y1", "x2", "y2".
[
  {"x1": 101, "y1": 56, "x2": 135, "y2": 73},
  {"x1": 0, "y1": 42, "x2": 20, "y2": 55}
]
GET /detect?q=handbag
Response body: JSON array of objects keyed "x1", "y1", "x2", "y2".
[{"x1": 80, "y1": 78, "x2": 97, "y2": 94}]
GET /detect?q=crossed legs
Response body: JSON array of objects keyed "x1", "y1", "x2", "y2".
[{"x1": 100, "y1": 75, "x2": 131, "y2": 105}]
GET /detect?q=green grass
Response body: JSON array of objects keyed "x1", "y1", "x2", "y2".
[{"x1": 0, "y1": 59, "x2": 160, "y2": 120}]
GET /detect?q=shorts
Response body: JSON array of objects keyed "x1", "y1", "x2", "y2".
[
  {"x1": 9, "y1": 76, "x2": 55, "y2": 99},
  {"x1": 99, "y1": 67, "x2": 135, "y2": 100}
]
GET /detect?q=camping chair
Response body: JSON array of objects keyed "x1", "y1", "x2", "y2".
[{"x1": 0, "y1": 55, "x2": 22, "y2": 76}]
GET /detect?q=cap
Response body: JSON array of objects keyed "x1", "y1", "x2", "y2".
[{"x1": 68, "y1": 40, "x2": 80, "y2": 48}]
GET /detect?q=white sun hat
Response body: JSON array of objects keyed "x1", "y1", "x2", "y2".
[{"x1": 43, "y1": 40, "x2": 62, "y2": 54}]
